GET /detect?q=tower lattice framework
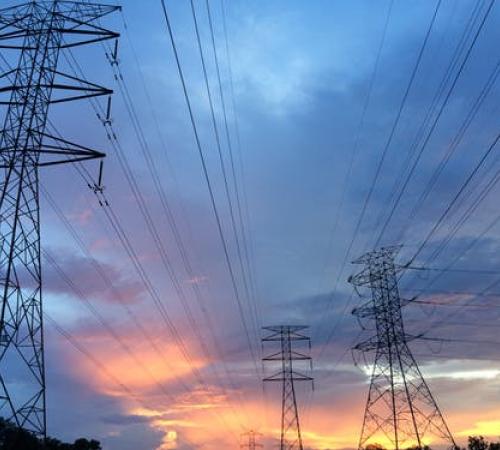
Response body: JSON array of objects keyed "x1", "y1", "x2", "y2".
[
  {"x1": 348, "y1": 246, "x2": 456, "y2": 450},
  {"x1": 0, "y1": 1, "x2": 119, "y2": 438},
  {"x1": 262, "y1": 325, "x2": 313, "y2": 450},
  {"x1": 241, "y1": 430, "x2": 263, "y2": 450}
]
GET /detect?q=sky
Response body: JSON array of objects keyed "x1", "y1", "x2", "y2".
[{"x1": 1, "y1": 0, "x2": 500, "y2": 449}]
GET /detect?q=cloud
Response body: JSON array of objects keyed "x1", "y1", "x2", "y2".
[
  {"x1": 458, "y1": 420, "x2": 500, "y2": 438},
  {"x1": 186, "y1": 275, "x2": 208, "y2": 285},
  {"x1": 67, "y1": 208, "x2": 93, "y2": 226},
  {"x1": 63, "y1": 325, "x2": 207, "y2": 394},
  {"x1": 43, "y1": 248, "x2": 146, "y2": 305},
  {"x1": 102, "y1": 414, "x2": 151, "y2": 425}
]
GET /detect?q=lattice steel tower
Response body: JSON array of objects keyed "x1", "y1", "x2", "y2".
[
  {"x1": 262, "y1": 325, "x2": 313, "y2": 450},
  {"x1": 0, "y1": 1, "x2": 119, "y2": 438},
  {"x1": 241, "y1": 430, "x2": 263, "y2": 450},
  {"x1": 348, "y1": 246, "x2": 455, "y2": 450}
]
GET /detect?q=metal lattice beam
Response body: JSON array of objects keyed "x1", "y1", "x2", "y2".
[{"x1": 0, "y1": 1, "x2": 119, "y2": 438}]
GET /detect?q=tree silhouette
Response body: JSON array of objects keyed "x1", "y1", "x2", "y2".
[
  {"x1": 360, "y1": 438, "x2": 500, "y2": 450},
  {"x1": 0, "y1": 418, "x2": 102, "y2": 450},
  {"x1": 469, "y1": 436, "x2": 490, "y2": 450}
]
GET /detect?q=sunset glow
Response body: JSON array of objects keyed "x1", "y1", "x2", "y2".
[{"x1": 1, "y1": 0, "x2": 499, "y2": 449}]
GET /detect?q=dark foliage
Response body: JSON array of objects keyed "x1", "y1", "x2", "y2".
[
  {"x1": 467, "y1": 436, "x2": 500, "y2": 450},
  {"x1": 0, "y1": 419, "x2": 101, "y2": 450},
  {"x1": 362, "y1": 437, "x2": 500, "y2": 450}
]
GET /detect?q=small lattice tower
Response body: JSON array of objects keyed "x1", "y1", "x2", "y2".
[
  {"x1": 262, "y1": 325, "x2": 313, "y2": 450},
  {"x1": 241, "y1": 430, "x2": 263, "y2": 450}
]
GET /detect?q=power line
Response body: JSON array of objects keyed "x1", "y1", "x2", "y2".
[
  {"x1": 374, "y1": 0, "x2": 487, "y2": 239},
  {"x1": 311, "y1": 0, "x2": 395, "y2": 357},
  {"x1": 369, "y1": 0, "x2": 443, "y2": 249},
  {"x1": 188, "y1": 0, "x2": 261, "y2": 367},
  {"x1": 204, "y1": 0, "x2": 263, "y2": 352},
  {"x1": 44, "y1": 313, "x2": 202, "y2": 449},
  {"x1": 315, "y1": 0, "x2": 443, "y2": 362},
  {"x1": 42, "y1": 248, "x2": 185, "y2": 405},
  {"x1": 218, "y1": 0, "x2": 269, "y2": 429},
  {"x1": 159, "y1": 0, "x2": 260, "y2": 377},
  {"x1": 400, "y1": 209, "x2": 500, "y2": 306},
  {"x1": 409, "y1": 130, "x2": 500, "y2": 264},
  {"x1": 58, "y1": 38, "x2": 249, "y2": 434},
  {"x1": 103, "y1": 50, "x2": 253, "y2": 424},
  {"x1": 374, "y1": 0, "x2": 496, "y2": 248},
  {"x1": 403, "y1": 57, "x2": 500, "y2": 229}
]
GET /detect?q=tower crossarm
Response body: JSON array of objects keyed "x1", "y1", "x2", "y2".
[
  {"x1": 263, "y1": 370, "x2": 313, "y2": 383},
  {"x1": 0, "y1": 1, "x2": 120, "y2": 438},
  {"x1": 352, "y1": 301, "x2": 376, "y2": 318},
  {"x1": 353, "y1": 338, "x2": 378, "y2": 352},
  {"x1": 263, "y1": 350, "x2": 311, "y2": 362}
]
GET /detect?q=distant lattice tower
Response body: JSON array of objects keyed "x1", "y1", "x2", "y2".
[
  {"x1": 0, "y1": 1, "x2": 120, "y2": 438},
  {"x1": 262, "y1": 325, "x2": 313, "y2": 450},
  {"x1": 348, "y1": 246, "x2": 456, "y2": 450},
  {"x1": 241, "y1": 430, "x2": 263, "y2": 450}
]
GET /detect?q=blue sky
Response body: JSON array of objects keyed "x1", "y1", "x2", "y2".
[{"x1": 2, "y1": 0, "x2": 500, "y2": 449}]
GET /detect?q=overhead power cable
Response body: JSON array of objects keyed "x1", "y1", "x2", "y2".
[
  {"x1": 159, "y1": 0, "x2": 259, "y2": 377},
  {"x1": 314, "y1": 0, "x2": 442, "y2": 361},
  {"x1": 374, "y1": 0, "x2": 495, "y2": 247},
  {"x1": 44, "y1": 35, "x2": 246, "y2": 436},
  {"x1": 310, "y1": 0, "x2": 395, "y2": 356},
  {"x1": 375, "y1": 0, "x2": 486, "y2": 233},
  {"x1": 204, "y1": 0, "x2": 263, "y2": 347},
  {"x1": 409, "y1": 130, "x2": 500, "y2": 264},
  {"x1": 403, "y1": 57, "x2": 500, "y2": 228},
  {"x1": 67, "y1": 35, "x2": 249, "y2": 408},
  {"x1": 44, "y1": 313, "x2": 202, "y2": 449},
  {"x1": 367, "y1": 0, "x2": 443, "y2": 249},
  {"x1": 75, "y1": 28, "x2": 253, "y2": 427},
  {"x1": 219, "y1": 0, "x2": 268, "y2": 427},
  {"x1": 188, "y1": 0, "x2": 261, "y2": 363}
]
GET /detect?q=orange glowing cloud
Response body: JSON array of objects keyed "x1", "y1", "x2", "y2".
[
  {"x1": 55, "y1": 321, "x2": 500, "y2": 450},
  {"x1": 63, "y1": 325, "x2": 208, "y2": 395},
  {"x1": 458, "y1": 420, "x2": 500, "y2": 438}
]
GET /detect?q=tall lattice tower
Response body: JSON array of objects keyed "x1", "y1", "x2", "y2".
[
  {"x1": 348, "y1": 246, "x2": 456, "y2": 450},
  {"x1": 241, "y1": 430, "x2": 263, "y2": 450},
  {"x1": 262, "y1": 325, "x2": 313, "y2": 450},
  {"x1": 0, "y1": 1, "x2": 120, "y2": 438}
]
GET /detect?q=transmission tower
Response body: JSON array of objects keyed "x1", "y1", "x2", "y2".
[
  {"x1": 348, "y1": 246, "x2": 456, "y2": 450},
  {"x1": 262, "y1": 325, "x2": 313, "y2": 450},
  {"x1": 241, "y1": 430, "x2": 263, "y2": 449},
  {"x1": 0, "y1": 1, "x2": 120, "y2": 438}
]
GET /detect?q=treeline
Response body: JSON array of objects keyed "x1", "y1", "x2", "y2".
[
  {"x1": 366, "y1": 437, "x2": 500, "y2": 450},
  {"x1": 0, "y1": 419, "x2": 101, "y2": 450},
  {"x1": 465, "y1": 436, "x2": 500, "y2": 450}
]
